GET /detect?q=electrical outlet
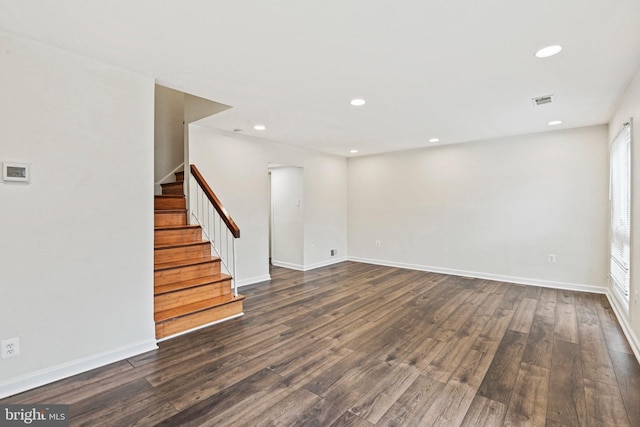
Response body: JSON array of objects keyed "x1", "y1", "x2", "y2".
[
  {"x1": 330, "y1": 249, "x2": 337, "y2": 256},
  {"x1": 1, "y1": 337, "x2": 20, "y2": 359},
  {"x1": 548, "y1": 254, "x2": 556, "y2": 263},
  {"x1": 375, "y1": 240, "x2": 381, "y2": 247}
]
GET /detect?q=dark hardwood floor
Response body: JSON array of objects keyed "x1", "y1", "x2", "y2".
[{"x1": 3, "y1": 262, "x2": 639, "y2": 426}]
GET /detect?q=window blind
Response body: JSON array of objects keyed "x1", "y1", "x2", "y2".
[{"x1": 610, "y1": 122, "x2": 631, "y2": 297}]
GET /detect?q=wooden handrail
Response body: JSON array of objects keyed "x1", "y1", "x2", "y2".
[{"x1": 190, "y1": 164, "x2": 240, "y2": 238}]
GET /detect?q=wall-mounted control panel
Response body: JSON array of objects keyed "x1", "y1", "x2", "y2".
[{"x1": 2, "y1": 162, "x2": 30, "y2": 183}]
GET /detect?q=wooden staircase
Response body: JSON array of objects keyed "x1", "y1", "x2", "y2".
[{"x1": 154, "y1": 171, "x2": 244, "y2": 339}]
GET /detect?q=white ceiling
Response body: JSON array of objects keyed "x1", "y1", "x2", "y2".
[{"x1": 2, "y1": 0, "x2": 640, "y2": 157}]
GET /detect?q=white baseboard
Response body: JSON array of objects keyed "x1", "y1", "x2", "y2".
[
  {"x1": 272, "y1": 257, "x2": 349, "y2": 272},
  {"x1": 236, "y1": 257, "x2": 348, "y2": 287},
  {"x1": 0, "y1": 339, "x2": 158, "y2": 399},
  {"x1": 236, "y1": 274, "x2": 271, "y2": 288},
  {"x1": 271, "y1": 260, "x2": 305, "y2": 271},
  {"x1": 348, "y1": 257, "x2": 608, "y2": 294},
  {"x1": 606, "y1": 291, "x2": 640, "y2": 362},
  {"x1": 303, "y1": 256, "x2": 349, "y2": 271}
]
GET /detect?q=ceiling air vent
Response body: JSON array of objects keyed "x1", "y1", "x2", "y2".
[{"x1": 532, "y1": 95, "x2": 553, "y2": 106}]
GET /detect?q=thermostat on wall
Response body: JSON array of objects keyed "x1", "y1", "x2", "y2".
[{"x1": 3, "y1": 162, "x2": 30, "y2": 182}]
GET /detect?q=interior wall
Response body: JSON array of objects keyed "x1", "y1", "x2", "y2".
[
  {"x1": 270, "y1": 167, "x2": 305, "y2": 269},
  {"x1": 0, "y1": 31, "x2": 156, "y2": 397},
  {"x1": 183, "y1": 93, "x2": 230, "y2": 124},
  {"x1": 610, "y1": 65, "x2": 640, "y2": 344},
  {"x1": 154, "y1": 85, "x2": 184, "y2": 184},
  {"x1": 154, "y1": 87, "x2": 229, "y2": 190},
  {"x1": 188, "y1": 125, "x2": 348, "y2": 285},
  {"x1": 348, "y1": 125, "x2": 609, "y2": 290}
]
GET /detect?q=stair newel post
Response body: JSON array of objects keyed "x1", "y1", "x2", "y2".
[
  {"x1": 221, "y1": 217, "x2": 225, "y2": 267},
  {"x1": 189, "y1": 172, "x2": 196, "y2": 226},
  {"x1": 232, "y1": 236, "x2": 238, "y2": 297},
  {"x1": 184, "y1": 162, "x2": 191, "y2": 224},
  {"x1": 194, "y1": 183, "x2": 198, "y2": 224},
  {"x1": 206, "y1": 194, "x2": 211, "y2": 246}
]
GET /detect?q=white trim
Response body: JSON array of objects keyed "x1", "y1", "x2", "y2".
[
  {"x1": 348, "y1": 256, "x2": 608, "y2": 294},
  {"x1": 0, "y1": 339, "x2": 158, "y2": 399},
  {"x1": 271, "y1": 260, "x2": 305, "y2": 271},
  {"x1": 303, "y1": 256, "x2": 349, "y2": 271},
  {"x1": 272, "y1": 257, "x2": 349, "y2": 272},
  {"x1": 156, "y1": 313, "x2": 244, "y2": 342},
  {"x1": 236, "y1": 274, "x2": 271, "y2": 288},
  {"x1": 611, "y1": 281, "x2": 630, "y2": 315},
  {"x1": 154, "y1": 163, "x2": 184, "y2": 194},
  {"x1": 606, "y1": 291, "x2": 640, "y2": 362}
]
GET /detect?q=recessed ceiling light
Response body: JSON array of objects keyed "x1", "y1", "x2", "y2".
[
  {"x1": 350, "y1": 149, "x2": 359, "y2": 154},
  {"x1": 547, "y1": 120, "x2": 563, "y2": 126},
  {"x1": 253, "y1": 124, "x2": 266, "y2": 131},
  {"x1": 535, "y1": 45, "x2": 562, "y2": 58},
  {"x1": 350, "y1": 98, "x2": 366, "y2": 106},
  {"x1": 429, "y1": 138, "x2": 440, "y2": 143}
]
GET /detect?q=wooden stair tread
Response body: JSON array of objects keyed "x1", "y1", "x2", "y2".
[
  {"x1": 155, "y1": 195, "x2": 185, "y2": 200},
  {"x1": 153, "y1": 171, "x2": 241, "y2": 340},
  {"x1": 154, "y1": 256, "x2": 220, "y2": 271},
  {"x1": 154, "y1": 273, "x2": 231, "y2": 295},
  {"x1": 155, "y1": 294, "x2": 245, "y2": 322},
  {"x1": 154, "y1": 209, "x2": 187, "y2": 220},
  {"x1": 160, "y1": 182, "x2": 184, "y2": 194},
  {"x1": 155, "y1": 241, "x2": 210, "y2": 251},
  {"x1": 154, "y1": 224, "x2": 201, "y2": 231}
]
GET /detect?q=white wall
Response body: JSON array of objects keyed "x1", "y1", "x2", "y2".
[
  {"x1": 348, "y1": 125, "x2": 609, "y2": 291},
  {"x1": 183, "y1": 93, "x2": 229, "y2": 124},
  {"x1": 610, "y1": 66, "x2": 640, "y2": 349},
  {"x1": 188, "y1": 126, "x2": 348, "y2": 285},
  {"x1": 154, "y1": 85, "x2": 185, "y2": 184},
  {"x1": 0, "y1": 31, "x2": 156, "y2": 398},
  {"x1": 270, "y1": 167, "x2": 305, "y2": 269},
  {"x1": 154, "y1": 87, "x2": 229, "y2": 192}
]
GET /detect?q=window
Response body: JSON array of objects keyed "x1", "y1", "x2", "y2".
[{"x1": 610, "y1": 122, "x2": 631, "y2": 300}]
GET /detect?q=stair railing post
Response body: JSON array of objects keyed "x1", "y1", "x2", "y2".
[{"x1": 232, "y1": 237, "x2": 237, "y2": 297}]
